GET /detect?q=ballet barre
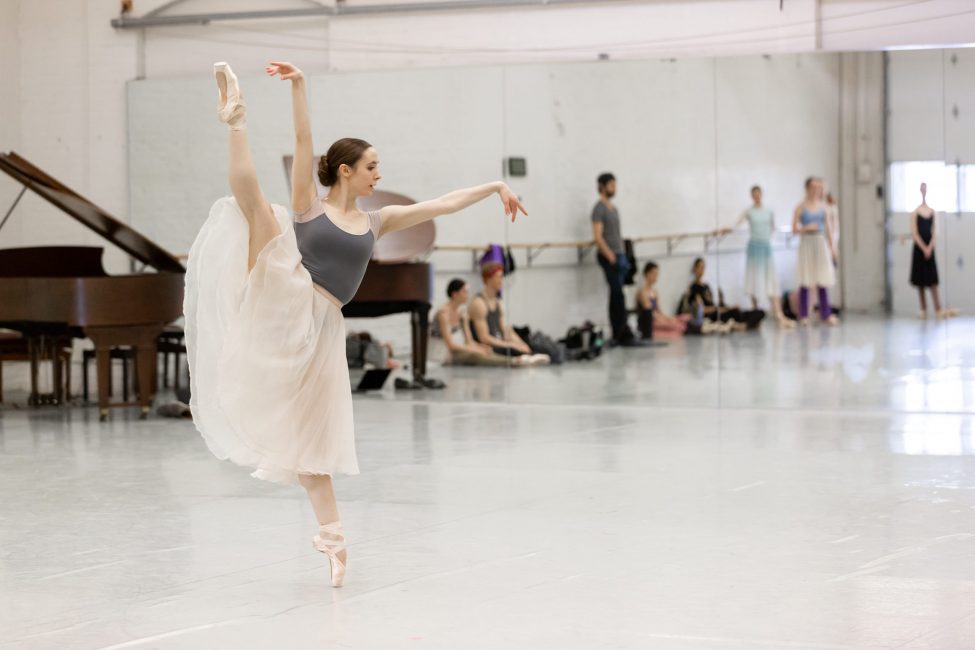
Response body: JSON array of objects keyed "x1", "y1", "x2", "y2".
[{"x1": 435, "y1": 228, "x2": 800, "y2": 270}]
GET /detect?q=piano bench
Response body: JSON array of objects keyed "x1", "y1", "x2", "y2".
[
  {"x1": 82, "y1": 347, "x2": 136, "y2": 403},
  {"x1": 0, "y1": 334, "x2": 72, "y2": 405}
]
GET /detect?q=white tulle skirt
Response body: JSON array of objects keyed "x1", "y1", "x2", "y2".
[
  {"x1": 797, "y1": 233, "x2": 836, "y2": 288},
  {"x1": 183, "y1": 197, "x2": 359, "y2": 485}
]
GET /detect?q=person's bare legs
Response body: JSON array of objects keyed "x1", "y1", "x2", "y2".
[
  {"x1": 769, "y1": 294, "x2": 794, "y2": 328},
  {"x1": 299, "y1": 473, "x2": 347, "y2": 586},
  {"x1": 298, "y1": 473, "x2": 340, "y2": 524},
  {"x1": 930, "y1": 286, "x2": 942, "y2": 314},
  {"x1": 214, "y1": 63, "x2": 281, "y2": 271}
]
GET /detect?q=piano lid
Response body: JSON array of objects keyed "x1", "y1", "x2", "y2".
[{"x1": 0, "y1": 151, "x2": 185, "y2": 274}]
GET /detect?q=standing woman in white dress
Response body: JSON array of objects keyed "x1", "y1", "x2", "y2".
[
  {"x1": 723, "y1": 185, "x2": 793, "y2": 327},
  {"x1": 183, "y1": 61, "x2": 527, "y2": 587},
  {"x1": 791, "y1": 176, "x2": 839, "y2": 326}
]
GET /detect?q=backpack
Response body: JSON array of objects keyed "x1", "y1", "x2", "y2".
[{"x1": 561, "y1": 321, "x2": 604, "y2": 361}]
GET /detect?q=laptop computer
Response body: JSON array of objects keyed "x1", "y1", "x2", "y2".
[{"x1": 353, "y1": 368, "x2": 392, "y2": 393}]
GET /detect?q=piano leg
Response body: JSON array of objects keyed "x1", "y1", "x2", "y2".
[
  {"x1": 410, "y1": 307, "x2": 430, "y2": 382},
  {"x1": 27, "y1": 335, "x2": 40, "y2": 406},
  {"x1": 92, "y1": 340, "x2": 112, "y2": 421},
  {"x1": 51, "y1": 336, "x2": 63, "y2": 406},
  {"x1": 134, "y1": 341, "x2": 155, "y2": 419},
  {"x1": 88, "y1": 326, "x2": 163, "y2": 420}
]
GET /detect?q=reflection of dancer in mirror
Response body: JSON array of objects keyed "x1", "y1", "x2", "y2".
[
  {"x1": 792, "y1": 177, "x2": 839, "y2": 326},
  {"x1": 910, "y1": 182, "x2": 957, "y2": 320},
  {"x1": 184, "y1": 61, "x2": 527, "y2": 588},
  {"x1": 722, "y1": 185, "x2": 793, "y2": 328}
]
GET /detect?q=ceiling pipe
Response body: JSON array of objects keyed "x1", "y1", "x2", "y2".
[{"x1": 111, "y1": 0, "x2": 608, "y2": 29}]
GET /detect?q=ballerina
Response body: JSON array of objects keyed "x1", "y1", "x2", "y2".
[{"x1": 183, "y1": 61, "x2": 526, "y2": 588}]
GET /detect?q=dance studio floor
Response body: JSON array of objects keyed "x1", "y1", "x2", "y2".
[{"x1": 3, "y1": 317, "x2": 974, "y2": 649}]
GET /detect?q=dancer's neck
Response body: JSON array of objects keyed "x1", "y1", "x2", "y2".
[{"x1": 324, "y1": 186, "x2": 359, "y2": 214}]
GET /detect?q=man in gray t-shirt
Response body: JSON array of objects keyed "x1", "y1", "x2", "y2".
[{"x1": 591, "y1": 172, "x2": 634, "y2": 344}]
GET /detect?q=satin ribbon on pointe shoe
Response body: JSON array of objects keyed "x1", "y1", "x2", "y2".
[{"x1": 313, "y1": 521, "x2": 347, "y2": 588}]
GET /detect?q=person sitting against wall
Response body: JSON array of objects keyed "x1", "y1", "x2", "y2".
[
  {"x1": 677, "y1": 258, "x2": 765, "y2": 331},
  {"x1": 636, "y1": 261, "x2": 704, "y2": 338},
  {"x1": 468, "y1": 262, "x2": 550, "y2": 365},
  {"x1": 430, "y1": 278, "x2": 520, "y2": 367}
]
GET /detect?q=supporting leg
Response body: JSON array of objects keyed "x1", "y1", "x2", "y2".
[
  {"x1": 930, "y1": 285, "x2": 942, "y2": 313},
  {"x1": 818, "y1": 286, "x2": 830, "y2": 321},
  {"x1": 798, "y1": 287, "x2": 810, "y2": 320}
]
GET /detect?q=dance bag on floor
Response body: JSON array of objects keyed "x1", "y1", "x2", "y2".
[
  {"x1": 561, "y1": 321, "x2": 604, "y2": 361},
  {"x1": 513, "y1": 326, "x2": 565, "y2": 364}
]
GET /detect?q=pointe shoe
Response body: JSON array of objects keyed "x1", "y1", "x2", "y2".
[
  {"x1": 823, "y1": 314, "x2": 840, "y2": 326},
  {"x1": 213, "y1": 62, "x2": 246, "y2": 130},
  {"x1": 529, "y1": 353, "x2": 551, "y2": 366},
  {"x1": 312, "y1": 521, "x2": 347, "y2": 588},
  {"x1": 919, "y1": 310, "x2": 928, "y2": 321},
  {"x1": 777, "y1": 317, "x2": 796, "y2": 329}
]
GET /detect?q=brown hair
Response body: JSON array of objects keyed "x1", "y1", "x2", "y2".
[
  {"x1": 481, "y1": 262, "x2": 504, "y2": 280},
  {"x1": 318, "y1": 138, "x2": 372, "y2": 187}
]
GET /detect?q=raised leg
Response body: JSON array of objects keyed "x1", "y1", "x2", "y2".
[{"x1": 215, "y1": 63, "x2": 281, "y2": 272}]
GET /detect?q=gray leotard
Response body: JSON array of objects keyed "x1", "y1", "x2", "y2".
[{"x1": 293, "y1": 201, "x2": 383, "y2": 305}]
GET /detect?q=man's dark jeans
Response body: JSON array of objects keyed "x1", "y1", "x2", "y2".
[{"x1": 597, "y1": 252, "x2": 633, "y2": 342}]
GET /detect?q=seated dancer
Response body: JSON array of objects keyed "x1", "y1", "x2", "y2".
[
  {"x1": 431, "y1": 278, "x2": 533, "y2": 366},
  {"x1": 468, "y1": 263, "x2": 549, "y2": 365},
  {"x1": 636, "y1": 262, "x2": 700, "y2": 338},
  {"x1": 677, "y1": 258, "x2": 765, "y2": 332}
]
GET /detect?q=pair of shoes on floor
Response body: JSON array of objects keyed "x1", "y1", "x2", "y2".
[
  {"x1": 394, "y1": 377, "x2": 447, "y2": 390},
  {"x1": 513, "y1": 353, "x2": 551, "y2": 365},
  {"x1": 937, "y1": 308, "x2": 960, "y2": 319},
  {"x1": 776, "y1": 317, "x2": 797, "y2": 329},
  {"x1": 313, "y1": 521, "x2": 346, "y2": 588},
  {"x1": 214, "y1": 62, "x2": 246, "y2": 130}
]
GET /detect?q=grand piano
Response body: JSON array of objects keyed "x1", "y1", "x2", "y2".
[{"x1": 0, "y1": 152, "x2": 185, "y2": 419}]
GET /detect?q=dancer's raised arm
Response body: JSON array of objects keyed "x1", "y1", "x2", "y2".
[
  {"x1": 378, "y1": 182, "x2": 527, "y2": 236},
  {"x1": 267, "y1": 61, "x2": 316, "y2": 214}
]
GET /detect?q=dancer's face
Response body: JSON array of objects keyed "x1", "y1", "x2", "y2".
[
  {"x1": 486, "y1": 270, "x2": 504, "y2": 292},
  {"x1": 805, "y1": 178, "x2": 823, "y2": 201},
  {"x1": 645, "y1": 267, "x2": 659, "y2": 286},
  {"x1": 452, "y1": 284, "x2": 469, "y2": 303},
  {"x1": 751, "y1": 187, "x2": 762, "y2": 205},
  {"x1": 693, "y1": 261, "x2": 705, "y2": 281},
  {"x1": 344, "y1": 147, "x2": 382, "y2": 196},
  {"x1": 601, "y1": 180, "x2": 617, "y2": 199}
]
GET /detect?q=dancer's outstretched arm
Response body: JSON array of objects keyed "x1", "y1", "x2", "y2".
[
  {"x1": 379, "y1": 182, "x2": 527, "y2": 236},
  {"x1": 267, "y1": 61, "x2": 316, "y2": 214}
]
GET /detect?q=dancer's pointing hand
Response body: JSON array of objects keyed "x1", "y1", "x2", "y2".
[
  {"x1": 266, "y1": 61, "x2": 304, "y2": 81},
  {"x1": 499, "y1": 184, "x2": 528, "y2": 222}
]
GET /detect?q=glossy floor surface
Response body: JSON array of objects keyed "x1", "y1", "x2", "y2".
[{"x1": 2, "y1": 317, "x2": 974, "y2": 649}]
